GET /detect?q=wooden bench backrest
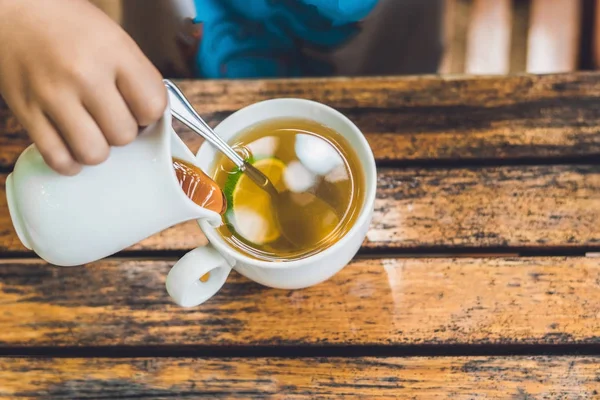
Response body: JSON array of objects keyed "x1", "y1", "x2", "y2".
[{"x1": 441, "y1": 0, "x2": 588, "y2": 75}]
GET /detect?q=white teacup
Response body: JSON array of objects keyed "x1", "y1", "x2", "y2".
[{"x1": 166, "y1": 99, "x2": 377, "y2": 307}]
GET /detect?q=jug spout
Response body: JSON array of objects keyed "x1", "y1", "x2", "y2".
[
  {"x1": 172, "y1": 157, "x2": 227, "y2": 216},
  {"x1": 168, "y1": 127, "x2": 226, "y2": 222}
]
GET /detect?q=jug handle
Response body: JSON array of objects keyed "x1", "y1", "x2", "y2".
[{"x1": 166, "y1": 245, "x2": 232, "y2": 307}]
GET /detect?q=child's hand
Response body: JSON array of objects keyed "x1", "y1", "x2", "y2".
[{"x1": 0, "y1": 0, "x2": 167, "y2": 175}]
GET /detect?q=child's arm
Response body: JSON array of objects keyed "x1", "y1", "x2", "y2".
[{"x1": 0, "y1": 0, "x2": 166, "y2": 175}]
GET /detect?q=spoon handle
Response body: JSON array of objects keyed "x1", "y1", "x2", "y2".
[{"x1": 164, "y1": 79, "x2": 246, "y2": 170}]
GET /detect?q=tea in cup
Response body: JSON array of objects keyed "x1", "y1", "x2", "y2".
[{"x1": 211, "y1": 117, "x2": 365, "y2": 261}]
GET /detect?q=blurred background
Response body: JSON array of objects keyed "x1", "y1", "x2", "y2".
[{"x1": 89, "y1": 0, "x2": 600, "y2": 77}]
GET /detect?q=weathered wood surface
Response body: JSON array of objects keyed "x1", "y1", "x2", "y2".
[
  {"x1": 4, "y1": 73, "x2": 600, "y2": 168},
  {"x1": 0, "y1": 356, "x2": 599, "y2": 399},
  {"x1": 3, "y1": 164, "x2": 600, "y2": 253},
  {"x1": 0, "y1": 257, "x2": 598, "y2": 347},
  {"x1": 2, "y1": 73, "x2": 600, "y2": 397}
]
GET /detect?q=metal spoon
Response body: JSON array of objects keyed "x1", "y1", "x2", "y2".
[
  {"x1": 164, "y1": 79, "x2": 278, "y2": 198},
  {"x1": 164, "y1": 79, "x2": 340, "y2": 247}
]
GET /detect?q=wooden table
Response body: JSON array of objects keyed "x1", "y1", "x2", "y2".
[{"x1": 1, "y1": 72, "x2": 600, "y2": 399}]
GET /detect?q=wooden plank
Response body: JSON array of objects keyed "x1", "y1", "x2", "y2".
[
  {"x1": 465, "y1": 0, "x2": 512, "y2": 74},
  {"x1": 0, "y1": 257, "x2": 598, "y2": 347},
  {"x1": 439, "y1": 0, "x2": 471, "y2": 74},
  {"x1": 509, "y1": 0, "x2": 531, "y2": 73},
  {"x1": 594, "y1": 0, "x2": 600, "y2": 68},
  {"x1": 368, "y1": 165, "x2": 600, "y2": 250},
  {"x1": 0, "y1": 356, "x2": 599, "y2": 399},
  {"x1": 2, "y1": 164, "x2": 600, "y2": 253},
  {"x1": 527, "y1": 0, "x2": 582, "y2": 73},
  {"x1": 4, "y1": 73, "x2": 600, "y2": 169},
  {"x1": 580, "y1": 0, "x2": 597, "y2": 71}
]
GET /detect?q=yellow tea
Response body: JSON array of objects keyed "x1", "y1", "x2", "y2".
[{"x1": 211, "y1": 118, "x2": 365, "y2": 261}]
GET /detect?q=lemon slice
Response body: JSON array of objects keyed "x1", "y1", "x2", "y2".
[{"x1": 224, "y1": 158, "x2": 286, "y2": 245}]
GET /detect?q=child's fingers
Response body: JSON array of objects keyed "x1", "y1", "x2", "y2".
[
  {"x1": 116, "y1": 61, "x2": 167, "y2": 127},
  {"x1": 46, "y1": 99, "x2": 110, "y2": 166},
  {"x1": 26, "y1": 109, "x2": 81, "y2": 176},
  {"x1": 83, "y1": 84, "x2": 138, "y2": 147}
]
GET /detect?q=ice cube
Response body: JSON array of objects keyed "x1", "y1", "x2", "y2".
[{"x1": 295, "y1": 134, "x2": 343, "y2": 176}]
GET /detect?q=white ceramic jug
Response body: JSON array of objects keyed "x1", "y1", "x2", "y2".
[{"x1": 5, "y1": 106, "x2": 222, "y2": 267}]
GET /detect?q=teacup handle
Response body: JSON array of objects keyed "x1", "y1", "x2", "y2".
[{"x1": 166, "y1": 245, "x2": 232, "y2": 307}]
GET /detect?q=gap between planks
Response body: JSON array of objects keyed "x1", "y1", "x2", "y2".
[
  {"x1": 2, "y1": 251, "x2": 594, "y2": 263},
  {"x1": 10, "y1": 246, "x2": 600, "y2": 262},
  {"x1": 0, "y1": 343, "x2": 600, "y2": 359}
]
